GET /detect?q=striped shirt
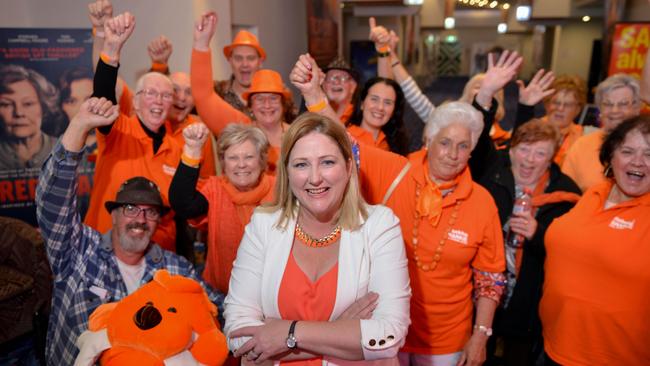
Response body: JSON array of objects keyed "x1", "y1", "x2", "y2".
[
  {"x1": 36, "y1": 141, "x2": 224, "y2": 366},
  {"x1": 399, "y1": 76, "x2": 435, "y2": 123}
]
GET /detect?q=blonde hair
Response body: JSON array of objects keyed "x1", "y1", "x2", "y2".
[
  {"x1": 262, "y1": 112, "x2": 367, "y2": 230},
  {"x1": 217, "y1": 124, "x2": 270, "y2": 174}
]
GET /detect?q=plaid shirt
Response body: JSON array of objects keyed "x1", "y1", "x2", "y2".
[{"x1": 36, "y1": 141, "x2": 225, "y2": 366}]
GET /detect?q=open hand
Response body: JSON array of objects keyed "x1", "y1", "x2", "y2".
[
  {"x1": 476, "y1": 50, "x2": 523, "y2": 105},
  {"x1": 517, "y1": 69, "x2": 555, "y2": 106}
]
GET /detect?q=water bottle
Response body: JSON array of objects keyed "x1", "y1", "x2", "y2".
[{"x1": 506, "y1": 188, "x2": 532, "y2": 248}]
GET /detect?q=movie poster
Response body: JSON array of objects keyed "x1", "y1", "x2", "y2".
[{"x1": 0, "y1": 28, "x2": 94, "y2": 226}]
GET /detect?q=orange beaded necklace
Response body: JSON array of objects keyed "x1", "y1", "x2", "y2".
[{"x1": 411, "y1": 183, "x2": 462, "y2": 272}]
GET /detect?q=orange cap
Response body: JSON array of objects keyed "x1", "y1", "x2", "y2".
[
  {"x1": 223, "y1": 30, "x2": 266, "y2": 61},
  {"x1": 242, "y1": 70, "x2": 291, "y2": 101}
]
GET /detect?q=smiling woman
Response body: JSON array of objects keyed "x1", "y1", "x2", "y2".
[
  {"x1": 540, "y1": 115, "x2": 650, "y2": 365},
  {"x1": 169, "y1": 123, "x2": 274, "y2": 294},
  {"x1": 0, "y1": 64, "x2": 65, "y2": 169},
  {"x1": 223, "y1": 113, "x2": 411, "y2": 366}
]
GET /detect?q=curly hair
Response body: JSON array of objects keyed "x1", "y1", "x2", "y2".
[
  {"x1": 599, "y1": 115, "x2": 650, "y2": 178},
  {"x1": 544, "y1": 74, "x2": 587, "y2": 109},
  {"x1": 348, "y1": 77, "x2": 409, "y2": 155}
]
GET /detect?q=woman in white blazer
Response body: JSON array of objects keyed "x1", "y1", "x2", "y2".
[{"x1": 224, "y1": 113, "x2": 411, "y2": 366}]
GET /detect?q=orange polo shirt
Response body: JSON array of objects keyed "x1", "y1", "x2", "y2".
[
  {"x1": 561, "y1": 129, "x2": 606, "y2": 192},
  {"x1": 170, "y1": 114, "x2": 216, "y2": 177},
  {"x1": 84, "y1": 115, "x2": 182, "y2": 252},
  {"x1": 360, "y1": 146, "x2": 505, "y2": 355},
  {"x1": 347, "y1": 124, "x2": 389, "y2": 151},
  {"x1": 540, "y1": 181, "x2": 650, "y2": 365},
  {"x1": 191, "y1": 49, "x2": 280, "y2": 174}
]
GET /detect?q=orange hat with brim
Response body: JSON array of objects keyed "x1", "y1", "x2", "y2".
[
  {"x1": 242, "y1": 69, "x2": 291, "y2": 101},
  {"x1": 223, "y1": 30, "x2": 266, "y2": 61}
]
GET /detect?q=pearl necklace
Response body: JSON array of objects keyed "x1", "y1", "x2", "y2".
[
  {"x1": 294, "y1": 223, "x2": 342, "y2": 248},
  {"x1": 411, "y1": 184, "x2": 461, "y2": 272}
]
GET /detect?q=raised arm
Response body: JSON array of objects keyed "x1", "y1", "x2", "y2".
[
  {"x1": 369, "y1": 17, "x2": 393, "y2": 80},
  {"x1": 36, "y1": 98, "x2": 119, "y2": 274},
  {"x1": 148, "y1": 35, "x2": 173, "y2": 74},
  {"x1": 88, "y1": 0, "x2": 125, "y2": 103},
  {"x1": 289, "y1": 53, "x2": 339, "y2": 123},
  {"x1": 470, "y1": 50, "x2": 522, "y2": 180},
  {"x1": 191, "y1": 11, "x2": 251, "y2": 136},
  {"x1": 169, "y1": 122, "x2": 210, "y2": 219}
]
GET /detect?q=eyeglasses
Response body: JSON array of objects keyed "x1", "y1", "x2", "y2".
[
  {"x1": 121, "y1": 204, "x2": 161, "y2": 220},
  {"x1": 600, "y1": 100, "x2": 635, "y2": 110},
  {"x1": 325, "y1": 74, "x2": 351, "y2": 83},
  {"x1": 550, "y1": 100, "x2": 578, "y2": 109},
  {"x1": 250, "y1": 94, "x2": 282, "y2": 105},
  {"x1": 137, "y1": 88, "x2": 174, "y2": 102}
]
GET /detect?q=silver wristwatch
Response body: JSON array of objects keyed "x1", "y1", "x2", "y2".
[{"x1": 286, "y1": 320, "x2": 298, "y2": 349}]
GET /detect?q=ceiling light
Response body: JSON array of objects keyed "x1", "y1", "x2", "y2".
[
  {"x1": 582, "y1": 15, "x2": 591, "y2": 22},
  {"x1": 490, "y1": 1, "x2": 498, "y2": 8},
  {"x1": 444, "y1": 17, "x2": 456, "y2": 29},
  {"x1": 516, "y1": 5, "x2": 531, "y2": 21},
  {"x1": 502, "y1": 3, "x2": 510, "y2": 10},
  {"x1": 497, "y1": 22, "x2": 508, "y2": 33}
]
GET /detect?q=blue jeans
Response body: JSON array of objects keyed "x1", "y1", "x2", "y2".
[{"x1": 0, "y1": 335, "x2": 40, "y2": 366}]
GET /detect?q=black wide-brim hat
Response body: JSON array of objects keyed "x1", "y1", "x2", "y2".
[{"x1": 104, "y1": 176, "x2": 171, "y2": 215}]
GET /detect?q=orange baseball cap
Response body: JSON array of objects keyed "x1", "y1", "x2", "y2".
[
  {"x1": 241, "y1": 70, "x2": 291, "y2": 101},
  {"x1": 223, "y1": 30, "x2": 266, "y2": 61}
]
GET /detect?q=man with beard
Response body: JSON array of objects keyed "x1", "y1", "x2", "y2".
[
  {"x1": 322, "y1": 57, "x2": 359, "y2": 124},
  {"x1": 35, "y1": 96, "x2": 224, "y2": 366}
]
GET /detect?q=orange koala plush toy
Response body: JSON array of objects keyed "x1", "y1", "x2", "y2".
[{"x1": 74, "y1": 270, "x2": 228, "y2": 366}]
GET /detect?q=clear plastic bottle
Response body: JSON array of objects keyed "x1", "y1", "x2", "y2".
[{"x1": 506, "y1": 188, "x2": 532, "y2": 248}]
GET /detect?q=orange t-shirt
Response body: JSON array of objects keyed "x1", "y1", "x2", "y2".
[
  {"x1": 561, "y1": 129, "x2": 606, "y2": 192},
  {"x1": 170, "y1": 114, "x2": 216, "y2": 177},
  {"x1": 540, "y1": 181, "x2": 650, "y2": 365},
  {"x1": 191, "y1": 49, "x2": 280, "y2": 174},
  {"x1": 192, "y1": 174, "x2": 275, "y2": 294},
  {"x1": 347, "y1": 124, "x2": 389, "y2": 151},
  {"x1": 84, "y1": 115, "x2": 182, "y2": 252},
  {"x1": 278, "y1": 251, "x2": 338, "y2": 366},
  {"x1": 360, "y1": 146, "x2": 505, "y2": 354}
]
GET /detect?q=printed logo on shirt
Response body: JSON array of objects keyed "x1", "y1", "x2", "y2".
[
  {"x1": 609, "y1": 216, "x2": 635, "y2": 230},
  {"x1": 447, "y1": 229, "x2": 469, "y2": 245},
  {"x1": 163, "y1": 164, "x2": 177, "y2": 176}
]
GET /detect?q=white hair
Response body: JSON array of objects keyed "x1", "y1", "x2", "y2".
[
  {"x1": 424, "y1": 101, "x2": 484, "y2": 149},
  {"x1": 134, "y1": 72, "x2": 173, "y2": 93}
]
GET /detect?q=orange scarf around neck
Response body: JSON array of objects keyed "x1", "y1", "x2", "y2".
[{"x1": 416, "y1": 163, "x2": 462, "y2": 227}]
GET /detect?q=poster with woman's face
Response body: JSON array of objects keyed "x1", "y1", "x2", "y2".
[{"x1": 0, "y1": 28, "x2": 93, "y2": 226}]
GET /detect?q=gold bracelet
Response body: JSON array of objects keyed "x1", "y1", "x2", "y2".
[
  {"x1": 181, "y1": 153, "x2": 202, "y2": 167},
  {"x1": 307, "y1": 99, "x2": 328, "y2": 113}
]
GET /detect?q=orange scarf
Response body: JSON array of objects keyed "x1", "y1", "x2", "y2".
[
  {"x1": 203, "y1": 174, "x2": 274, "y2": 293},
  {"x1": 416, "y1": 163, "x2": 461, "y2": 227}
]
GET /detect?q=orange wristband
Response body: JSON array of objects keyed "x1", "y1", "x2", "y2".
[
  {"x1": 100, "y1": 52, "x2": 116, "y2": 65},
  {"x1": 307, "y1": 99, "x2": 328, "y2": 113},
  {"x1": 181, "y1": 153, "x2": 202, "y2": 167},
  {"x1": 377, "y1": 45, "x2": 390, "y2": 53},
  {"x1": 151, "y1": 62, "x2": 168, "y2": 73}
]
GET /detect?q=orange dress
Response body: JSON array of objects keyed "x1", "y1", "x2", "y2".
[{"x1": 278, "y1": 251, "x2": 338, "y2": 366}]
